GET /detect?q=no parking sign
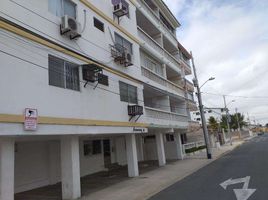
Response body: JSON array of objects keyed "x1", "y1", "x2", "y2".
[{"x1": 24, "y1": 108, "x2": 38, "y2": 131}]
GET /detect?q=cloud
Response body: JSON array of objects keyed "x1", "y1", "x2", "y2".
[{"x1": 165, "y1": 0, "x2": 268, "y2": 124}]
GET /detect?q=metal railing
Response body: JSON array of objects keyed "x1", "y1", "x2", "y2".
[{"x1": 183, "y1": 140, "x2": 205, "y2": 153}]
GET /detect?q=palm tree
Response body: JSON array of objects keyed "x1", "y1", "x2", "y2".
[
  {"x1": 220, "y1": 113, "x2": 247, "y2": 131},
  {"x1": 208, "y1": 116, "x2": 219, "y2": 133}
]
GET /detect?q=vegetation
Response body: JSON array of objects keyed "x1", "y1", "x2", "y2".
[
  {"x1": 208, "y1": 116, "x2": 219, "y2": 133},
  {"x1": 220, "y1": 113, "x2": 247, "y2": 131},
  {"x1": 185, "y1": 145, "x2": 206, "y2": 154}
]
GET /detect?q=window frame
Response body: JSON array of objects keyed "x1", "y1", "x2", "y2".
[
  {"x1": 93, "y1": 17, "x2": 104, "y2": 32},
  {"x1": 119, "y1": 81, "x2": 138, "y2": 104},
  {"x1": 48, "y1": 0, "x2": 77, "y2": 19},
  {"x1": 114, "y1": 33, "x2": 133, "y2": 55},
  {"x1": 48, "y1": 55, "x2": 80, "y2": 91}
]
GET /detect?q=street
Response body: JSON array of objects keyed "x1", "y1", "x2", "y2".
[{"x1": 148, "y1": 135, "x2": 268, "y2": 200}]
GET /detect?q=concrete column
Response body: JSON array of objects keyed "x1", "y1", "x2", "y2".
[
  {"x1": 125, "y1": 134, "x2": 139, "y2": 177},
  {"x1": 0, "y1": 138, "x2": 15, "y2": 200},
  {"x1": 139, "y1": 136, "x2": 144, "y2": 161},
  {"x1": 60, "y1": 136, "x2": 81, "y2": 200},
  {"x1": 174, "y1": 133, "x2": 184, "y2": 160},
  {"x1": 155, "y1": 133, "x2": 166, "y2": 166},
  {"x1": 48, "y1": 141, "x2": 59, "y2": 185}
]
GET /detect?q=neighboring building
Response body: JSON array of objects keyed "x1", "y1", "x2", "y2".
[{"x1": 0, "y1": 0, "x2": 197, "y2": 199}]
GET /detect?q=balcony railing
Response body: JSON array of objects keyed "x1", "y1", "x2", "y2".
[
  {"x1": 136, "y1": 0, "x2": 178, "y2": 45},
  {"x1": 141, "y1": 67, "x2": 184, "y2": 96},
  {"x1": 138, "y1": 27, "x2": 180, "y2": 69},
  {"x1": 185, "y1": 79, "x2": 194, "y2": 92},
  {"x1": 145, "y1": 106, "x2": 189, "y2": 122},
  {"x1": 180, "y1": 58, "x2": 192, "y2": 74}
]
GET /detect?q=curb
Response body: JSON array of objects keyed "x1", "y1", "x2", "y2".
[{"x1": 141, "y1": 142, "x2": 243, "y2": 200}]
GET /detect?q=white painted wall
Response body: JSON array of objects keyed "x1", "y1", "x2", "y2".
[
  {"x1": 143, "y1": 137, "x2": 158, "y2": 160},
  {"x1": 164, "y1": 141, "x2": 178, "y2": 160},
  {"x1": 115, "y1": 136, "x2": 127, "y2": 165},
  {"x1": 14, "y1": 138, "x2": 105, "y2": 193}
]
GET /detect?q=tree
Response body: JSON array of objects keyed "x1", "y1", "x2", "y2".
[
  {"x1": 208, "y1": 116, "x2": 219, "y2": 133},
  {"x1": 220, "y1": 113, "x2": 247, "y2": 131}
]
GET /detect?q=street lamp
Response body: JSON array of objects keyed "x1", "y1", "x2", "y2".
[
  {"x1": 200, "y1": 77, "x2": 216, "y2": 89},
  {"x1": 223, "y1": 97, "x2": 235, "y2": 145},
  {"x1": 191, "y1": 52, "x2": 215, "y2": 159}
]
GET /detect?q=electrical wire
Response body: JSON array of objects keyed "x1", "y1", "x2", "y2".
[
  {"x1": 203, "y1": 92, "x2": 268, "y2": 99},
  {"x1": 0, "y1": 48, "x2": 191, "y2": 111}
]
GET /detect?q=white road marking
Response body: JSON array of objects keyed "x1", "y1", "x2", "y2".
[{"x1": 220, "y1": 176, "x2": 256, "y2": 200}]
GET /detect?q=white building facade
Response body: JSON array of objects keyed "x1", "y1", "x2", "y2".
[{"x1": 0, "y1": 0, "x2": 196, "y2": 199}]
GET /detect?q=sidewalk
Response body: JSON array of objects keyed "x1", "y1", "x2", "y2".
[{"x1": 80, "y1": 141, "x2": 243, "y2": 200}]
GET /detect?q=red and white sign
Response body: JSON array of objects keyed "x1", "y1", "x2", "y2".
[{"x1": 24, "y1": 108, "x2": 38, "y2": 131}]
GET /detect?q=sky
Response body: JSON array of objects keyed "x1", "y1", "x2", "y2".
[{"x1": 164, "y1": 0, "x2": 268, "y2": 125}]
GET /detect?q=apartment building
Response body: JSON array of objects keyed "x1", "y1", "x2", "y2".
[{"x1": 0, "y1": 0, "x2": 197, "y2": 199}]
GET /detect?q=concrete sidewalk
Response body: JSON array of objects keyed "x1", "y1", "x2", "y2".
[{"x1": 80, "y1": 141, "x2": 243, "y2": 200}]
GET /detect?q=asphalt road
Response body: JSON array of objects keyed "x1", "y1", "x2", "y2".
[{"x1": 148, "y1": 135, "x2": 268, "y2": 200}]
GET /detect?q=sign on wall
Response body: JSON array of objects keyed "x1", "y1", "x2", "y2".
[{"x1": 24, "y1": 108, "x2": 38, "y2": 131}]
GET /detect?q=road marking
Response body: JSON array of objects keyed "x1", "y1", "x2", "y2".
[{"x1": 220, "y1": 176, "x2": 256, "y2": 200}]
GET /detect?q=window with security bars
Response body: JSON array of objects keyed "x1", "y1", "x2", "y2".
[
  {"x1": 114, "y1": 33, "x2": 133, "y2": 54},
  {"x1": 48, "y1": 0, "x2": 76, "y2": 19},
  {"x1": 145, "y1": 57, "x2": 164, "y2": 77},
  {"x1": 49, "y1": 55, "x2": 80, "y2": 91},
  {"x1": 119, "y1": 81, "x2": 138, "y2": 104}
]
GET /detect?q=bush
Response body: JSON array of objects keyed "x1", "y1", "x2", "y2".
[{"x1": 185, "y1": 145, "x2": 206, "y2": 154}]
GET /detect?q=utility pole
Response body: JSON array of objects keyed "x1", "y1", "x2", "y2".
[
  {"x1": 223, "y1": 95, "x2": 232, "y2": 145},
  {"x1": 235, "y1": 108, "x2": 242, "y2": 139},
  {"x1": 191, "y1": 52, "x2": 212, "y2": 159}
]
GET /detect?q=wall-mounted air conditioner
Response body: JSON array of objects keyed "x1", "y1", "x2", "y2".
[
  {"x1": 112, "y1": 0, "x2": 129, "y2": 18},
  {"x1": 110, "y1": 44, "x2": 133, "y2": 67},
  {"x1": 60, "y1": 15, "x2": 81, "y2": 40}
]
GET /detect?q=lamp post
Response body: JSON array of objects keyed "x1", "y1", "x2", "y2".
[
  {"x1": 223, "y1": 96, "x2": 235, "y2": 145},
  {"x1": 235, "y1": 108, "x2": 242, "y2": 139},
  {"x1": 191, "y1": 52, "x2": 215, "y2": 159}
]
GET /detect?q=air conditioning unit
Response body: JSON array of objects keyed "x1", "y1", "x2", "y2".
[
  {"x1": 113, "y1": 1, "x2": 129, "y2": 17},
  {"x1": 128, "y1": 105, "x2": 143, "y2": 116},
  {"x1": 60, "y1": 15, "x2": 81, "y2": 40},
  {"x1": 124, "y1": 52, "x2": 133, "y2": 67}
]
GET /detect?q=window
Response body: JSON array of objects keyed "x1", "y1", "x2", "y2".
[
  {"x1": 84, "y1": 140, "x2": 102, "y2": 156},
  {"x1": 94, "y1": 17, "x2": 104, "y2": 32},
  {"x1": 119, "y1": 81, "x2": 138, "y2": 104},
  {"x1": 49, "y1": 55, "x2": 80, "y2": 91},
  {"x1": 166, "y1": 134, "x2": 175, "y2": 142},
  {"x1": 159, "y1": 12, "x2": 174, "y2": 33},
  {"x1": 145, "y1": 57, "x2": 163, "y2": 77},
  {"x1": 115, "y1": 33, "x2": 133, "y2": 54},
  {"x1": 48, "y1": 0, "x2": 76, "y2": 18}
]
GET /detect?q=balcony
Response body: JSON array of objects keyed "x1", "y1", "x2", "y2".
[
  {"x1": 145, "y1": 106, "x2": 189, "y2": 128},
  {"x1": 138, "y1": 27, "x2": 181, "y2": 73},
  {"x1": 185, "y1": 79, "x2": 195, "y2": 92},
  {"x1": 141, "y1": 67, "x2": 185, "y2": 97},
  {"x1": 135, "y1": 0, "x2": 178, "y2": 46},
  {"x1": 180, "y1": 58, "x2": 192, "y2": 75}
]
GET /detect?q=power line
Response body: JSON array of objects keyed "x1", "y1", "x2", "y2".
[
  {"x1": 203, "y1": 92, "x2": 268, "y2": 99},
  {"x1": 0, "y1": 48, "x2": 190, "y2": 111}
]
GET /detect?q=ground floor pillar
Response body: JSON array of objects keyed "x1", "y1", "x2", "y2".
[
  {"x1": 0, "y1": 138, "x2": 15, "y2": 200},
  {"x1": 60, "y1": 136, "x2": 81, "y2": 200},
  {"x1": 174, "y1": 132, "x2": 184, "y2": 160},
  {"x1": 156, "y1": 133, "x2": 166, "y2": 166},
  {"x1": 125, "y1": 134, "x2": 139, "y2": 177}
]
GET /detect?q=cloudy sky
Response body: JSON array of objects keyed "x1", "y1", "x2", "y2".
[{"x1": 164, "y1": 0, "x2": 268, "y2": 125}]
